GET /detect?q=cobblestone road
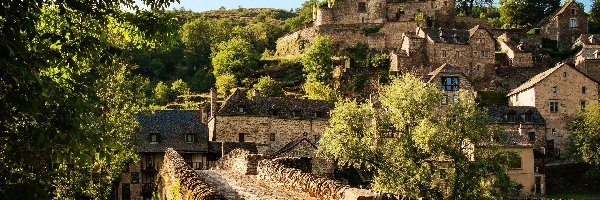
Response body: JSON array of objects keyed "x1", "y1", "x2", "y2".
[{"x1": 196, "y1": 170, "x2": 316, "y2": 200}]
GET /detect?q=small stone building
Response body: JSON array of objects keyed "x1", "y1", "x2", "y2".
[
  {"x1": 113, "y1": 110, "x2": 209, "y2": 200},
  {"x1": 507, "y1": 63, "x2": 599, "y2": 162},
  {"x1": 488, "y1": 106, "x2": 547, "y2": 196},
  {"x1": 425, "y1": 63, "x2": 475, "y2": 103},
  {"x1": 538, "y1": 0, "x2": 589, "y2": 51},
  {"x1": 498, "y1": 33, "x2": 534, "y2": 68},
  {"x1": 208, "y1": 89, "x2": 332, "y2": 155},
  {"x1": 574, "y1": 34, "x2": 600, "y2": 82}
]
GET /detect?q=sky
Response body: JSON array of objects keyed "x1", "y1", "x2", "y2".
[{"x1": 156, "y1": 0, "x2": 595, "y2": 12}]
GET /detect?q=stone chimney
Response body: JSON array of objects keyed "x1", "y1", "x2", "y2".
[
  {"x1": 200, "y1": 105, "x2": 208, "y2": 124},
  {"x1": 438, "y1": 28, "x2": 445, "y2": 42},
  {"x1": 210, "y1": 88, "x2": 217, "y2": 119}
]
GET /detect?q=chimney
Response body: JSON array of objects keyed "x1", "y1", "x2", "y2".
[
  {"x1": 210, "y1": 88, "x2": 217, "y2": 119},
  {"x1": 200, "y1": 105, "x2": 208, "y2": 124},
  {"x1": 453, "y1": 33, "x2": 459, "y2": 43},
  {"x1": 438, "y1": 28, "x2": 445, "y2": 41}
]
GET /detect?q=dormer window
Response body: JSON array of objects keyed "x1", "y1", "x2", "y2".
[
  {"x1": 292, "y1": 110, "x2": 302, "y2": 118},
  {"x1": 506, "y1": 110, "x2": 516, "y2": 123},
  {"x1": 570, "y1": 18, "x2": 578, "y2": 28},
  {"x1": 524, "y1": 110, "x2": 533, "y2": 123},
  {"x1": 185, "y1": 133, "x2": 194, "y2": 143},
  {"x1": 552, "y1": 86, "x2": 558, "y2": 93},
  {"x1": 441, "y1": 77, "x2": 459, "y2": 91},
  {"x1": 238, "y1": 105, "x2": 245, "y2": 114},
  {"x1": 358, "y1": 2, "x2": 366, "y2": 13},
  {"x1": 314, "y1": 111, "x2": 325, "y2": 118},
  {"x1": 150, "y1": 133, "x2": 160, "y2": 144}
]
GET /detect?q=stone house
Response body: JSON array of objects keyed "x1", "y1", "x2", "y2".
[
  {"x1": 574, "y1": 34, "x2": 600, "y2": 82},
  {"x1": 538, "y1": 0, "x2": 589, "y2": 51},
  {"x1": 424, "y1": 63, "x2": 475, "y2": 103},
  {"x1": 507, "y1": 63, "x2": 599, "y2": 161},
  {"x1": 488, "y1": 106, "x2": 547, "y2": 196},
  {"x1": 498, "y1": 33, "x2": 534, "y2": 68},
  {"x1": 208, "y1": 89, "x2": 332, "y2": 156},
  {"x1": 113, "y1": 110, "x2": 209, "y2": 200}
]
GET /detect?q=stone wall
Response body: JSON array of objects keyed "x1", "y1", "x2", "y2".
[
  {"x1": 454, "y1": 17, "x2": 488, "y2": 29},
  {"x1": 211, "y1": 149, "x2": 264, "y2": 175},
  {"x1": 156, "y1": 148, "x2": 223, "y2": 200},
  {"x1": 272, "y1": 157, "x2": 312, "y2": 173}
]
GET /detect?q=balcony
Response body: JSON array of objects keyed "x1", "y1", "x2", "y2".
[{"x1": 141, "y1": 183, "x2": 155, "y2": 194}]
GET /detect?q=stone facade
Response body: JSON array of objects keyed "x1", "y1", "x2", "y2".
[
  {"x1": 425, "y1": 63, "x2": 476, "y2": 101},
  {"x1": 574, "y1": 34, "x2": 600, "y2": 82},
  {"x1": 498, "y1": 33, "x2": 534, "y2": 68},
  {"x1": 538, "y1": 0, "x2": 589, "y2": 51},
  {"x1": 208, "y1": 90, "x2": 332, "y2": 155},
  {"x1": 508, "y1": 63, "x2": 599, "y2": 161}
]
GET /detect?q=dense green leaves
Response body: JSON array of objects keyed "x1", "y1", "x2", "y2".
[
  {"x1": 0, "y1": 0, "x2": 177, "y2": 198},
  {"x1": 212, "y1": 38, "x2": 260, "y2": 81},
  {"x1": 302, "y1": 35, "x2": 335, "y2": 83},
  {"x1": 499, "y1": 0, "x2": 560, "y2": 28},
  {"x1": 249, "y1": 76, "x2": 284, "y2": 97},
  {"x1": 568, "y1": 99, "x2": 600, "y2": 166},
  {"x1": 317, "y1": 74, "x2": 520, "y2": 199},
  {"x1": 303, "y1": 78, "x2": 337, "y2": 102},
  {"x1": 590, "y1": 0, "x2": 600, "y2": 33}
]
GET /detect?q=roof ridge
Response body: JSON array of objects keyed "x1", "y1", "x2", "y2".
[{"x1": 507, "y1": 63, "x2": 566, "y2": 96}]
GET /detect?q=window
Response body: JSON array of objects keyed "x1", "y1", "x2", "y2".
[
  {"x1": 581, "y1": 100, "x2": 588, "y2": 109},
  {"x1": 292, "y1": 110, "x2": 302, "y2": 118},
  {"x1": 524, "y1": 111, "x2": 532, "y2": 123},
  {"x1": 476, "y1": 64, "x2": 480, "y2": 71},
  {"x1": 454, "y1": 51, "x2": 460, "y2": 59},
  {"x1": 570, "y1": 18, "x2": 578, "y2": 28},
  {"x1": 562, "y1": 71, "x2": 568, "y2": 78},
  {"x1": 122, "y1": 183, "x2": 131, "y2": 200},
  {"x1": 582, "y1": 86, "x2": 587, "y2": 94},
  {"x1": 551, "y1": 86, "x2": 558, "y2": 93},
  {"x1": 506, "y1": 111, "x2": 516, "y2": 123},
  {"x1": 551, "y1": 128, "x2": 557, "y2": 136},
  {"x1": 238, "y1": 133, "x2": 245, "y2": 142},
  {"x1": 131, "y1": 172, "x2": 140, "y2": 184},
  {"x1": 439, "y1": 168, "x2": 447, "y2": 179},
  {"x1": 441, "y1": 50, "x2": 447, "y2": 58},
  {"x1": 358, "y1": 2, "x2": 367, "y2": 13},
  {"x1": 270, "y1": 109, "x2": 280, "y2": 116},
  {"x1": 313, "y1": 135, "x2": 320, "y2": 143},
  {"x1": 480, "y1": 51, "x2": 488, "y2": 57},
  {"x1": 509, "y1": 155, "x2": 522, "y2": 169},
  {"x1": 303, "y1": 132, "x2": 308, "y2": 138},
  {"x1": 150, "y1": 133, "x2": 160, "y2": 144},
  {"x1": 238, "y1": 105, "x2": 245, "y2": 113},
  {"x1": 472, "y1": 51, "x2": 477, "y2": 57},
  {"x1": 269, "y1": 133, "x2": 275, "y2": 142},
  {"x1": 571, "y1": 8, "x2": 576, "y2": 15},
  {"x1": 477, "y1": 38, "x2": 484, "y2": 43},
  {"x1": 528, "y1": 132, "x2": 536, "y2": 142},
  {"x1": 185, "y1": 133, "x2": 194, "y2": 143},
  {"x1": 314, "y1": 111, "x2": 325, "y2": 118},
  {"x1": 550, "y1": 101, "x2": 559, "y2": 113},
  {"x1": 441, "y1": 77, "x2": 459, "y2": 91}
]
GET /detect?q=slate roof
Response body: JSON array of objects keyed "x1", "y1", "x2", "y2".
[
  {"x1": 507, "y1": 63, "x2": 598, "y2": 96},
  {"x1": 576, "y1": 34, "x2": 600, "y2": 45},
  {"x1": 537, "y1": 0, "x2": 588, "y2": 27},
  {"x1": 271, "y1": 138, "x2": 317, "y2": 157},
  {"x1": 217, "y1": 89, "x2": 333, "y2": 119},
  {"x1": 422, "y1": 27, "x2": 470, "y2": 44},
  {"x1": 136, "y1": 110, "x2": 208, "y2": 153},
  {"x1": 488, "y1": 106, "x2": 546, "y2": 125}
]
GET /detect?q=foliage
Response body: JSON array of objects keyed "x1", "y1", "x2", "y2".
[
  {"x1": 249, "y1": 76, "x2": 284, "y2": 97},
  {"x1": 284, "y1": 0, "x2": 318, "y2": 31},
  {"x1": 455, "y1": 0, "x2": 495, "y2": 17},
  {"x1": 0, "y1": 0, "x2": 177, "y2": 198},
  {"x1": 216, "y1": 73, "x2": 237, "y2": 95},
  {"x1": 304, "y1": 78, "x2": 337, "y2": 102},
  {"x1": 591, "y1": 0, "x2": 600, "y2": 34},
  {"x1": 568, "y1": 99, "x2": 600, "y2": 166},
  {"x1": 317, "y1": 74, "x2": 520, "y2": 199},
  {"x1": 154, "y1": 81, "x2": 177, "y2": 105},
  {"x1": 415, "y1": 12, "x2": 426, "y2": 22},
  {"x1": 476, "y1": 91, "x2": 509, "y2": 107},
  {"x1": 212, "y1": 38, "x2": 260, "y2": 82},
  {"x1": 171, "y1": 79, "x2": 190, "y2": 96},
  {"x1": 302, "y1": 36, "x2": 335, "y2": 83},
  {"x1": 499, "y1": 0, "x2": 560, "y2": 28},
  {"x1": 370, "y1": 53, "x2": 389, "y2": 68}
]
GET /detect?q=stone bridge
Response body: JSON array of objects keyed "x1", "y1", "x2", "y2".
[{"x1": 158, "y1": 148, "x2": 384, "y2": 200}]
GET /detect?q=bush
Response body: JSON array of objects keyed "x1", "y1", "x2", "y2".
[
  {"x1": 249, "y1": 76, "x2": 284, "y2": 97},
  {"x1": 304, "y1": 78, "x2": 336, "y2": 102},
  {"x1": 216, "y1": 74, "x2": 237, "y2": 95},
  {"x1": 370, "y1": 53, "x2": 389, "y2": 68}
]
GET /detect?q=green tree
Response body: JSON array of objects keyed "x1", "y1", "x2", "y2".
[
  {"x1": 0, "y1": 0, "x2": 176, "y2": 198},
  {"x1": 284, "y1": 0, "x2": 318, "y2": 31},
  {"x1": 302, "y1": 35, "x2": 335, "y2": 83},
  {"x1": 212, "y1": 38, "x2": 259, "y2": 81},
  {"x1": 590, "y1": 0, "x2": 600, "y2": 33},
  {"x1": 171, "y1": 79, "x2": 190, "y2": 96},
  {"x1": 154, "y1": 81, "x2": 176, "y2": 105},
  {"x1": 317, "y1": 74, "x2": 520, "y2": 199},
  {"x1": 181, "y1": 17, "x2": 214, "y2": 69},
  {"x1": 216, "y1": 73, "x2": 238, "y2": 95},
  {"x1": 568, "y1": 99, "x2": 600, "y2": 166},
  {"x1": 499, "y1": 0, "x2": 560, "y2": 27},
  {"x1": 303, "y1": 78, "x2": 337, "y2": 102},
  {"x1": 456, "y1": 0, "x2": 494, "y2": 17},
  {"x1": 250, "y1": 76, "x2": 284, "y2": 97}
]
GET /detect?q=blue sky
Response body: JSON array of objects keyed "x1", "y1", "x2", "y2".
[{"x1": 157, "y1": 0, "x2": 594, "y2": 12}]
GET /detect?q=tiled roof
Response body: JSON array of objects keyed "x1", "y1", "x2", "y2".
[
  {"x1": 507, "y1": 64, "x2": 563, "y2": 96},
  {"x1": 488, "y1": 106, "x2": 546, "y2": 125},
  {"x1": 136, "y1": 110, "x2": 208, "y2": 153},
  {"x1": 217, "y1": 89, "x2": 333, "y2": 119},
  {"x1": 271, "y1": 138, "x2": 317, "y2": 157},
  {"x1": 422, "y1": 27, "x2": 470, "y2": 44}
]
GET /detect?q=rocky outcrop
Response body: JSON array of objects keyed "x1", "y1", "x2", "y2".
[{"x1": 157, "y1": 148, "x2": 224, "y2": 200}]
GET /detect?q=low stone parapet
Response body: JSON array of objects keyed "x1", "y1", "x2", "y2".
[
  {"x1": 157, "y1": 148, "x2": 224, "y2": 200},
  {"x1": 211, "y1": 148, "x2": 264, "y2": 175}
]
